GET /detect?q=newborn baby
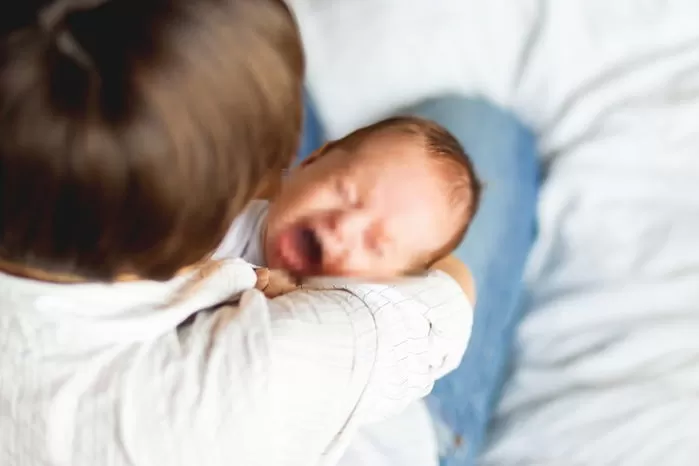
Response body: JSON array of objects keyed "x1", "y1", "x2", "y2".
[{"x1": 214, "y1": 116, "x2": 482, "y2": 295}]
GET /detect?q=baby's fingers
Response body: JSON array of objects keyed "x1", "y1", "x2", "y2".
[
  {"x1": 254, "y1": 268, "x2": 270, "y2": 291},
  {"x1": 263, "y1": 270, "x2": 300, "y2": 298}
]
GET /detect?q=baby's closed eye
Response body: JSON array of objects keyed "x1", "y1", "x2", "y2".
[{"x1": 335, "y1": 178, "x2": 358, "y2": 205}]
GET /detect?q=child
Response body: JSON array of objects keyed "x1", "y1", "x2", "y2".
[{"x1": 214, "y1": 116, "x2": 482, "y2": 296}]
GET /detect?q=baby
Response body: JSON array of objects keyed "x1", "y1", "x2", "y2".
[{"x1": 214, "y1": 116, "x2": 482, "y2": 295}]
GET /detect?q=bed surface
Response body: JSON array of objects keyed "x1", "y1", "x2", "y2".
[{"x1": 291, "y1": 0, "x2": 699, "y2": 463}]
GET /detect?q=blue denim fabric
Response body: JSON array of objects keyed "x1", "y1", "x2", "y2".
[
  {"x1": 297, "y1": 91, "x2": 325, "y2": 162},
  {"x1": 402, "y1": 97, "x2": 539, "y2": 466},
  {"x1": 298, "y1": 95, "x2": 539, "y2": 466}
]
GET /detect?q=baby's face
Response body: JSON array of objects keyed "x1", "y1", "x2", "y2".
[{"x1": 264, "y1": 134, "x2": 458, "y2": 279}]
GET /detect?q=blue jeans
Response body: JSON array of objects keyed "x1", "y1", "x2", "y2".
[{"x1": 298, "y1": 95, "x2": 539, "y2": 466}]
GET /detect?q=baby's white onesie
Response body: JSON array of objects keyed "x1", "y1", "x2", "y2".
[{"x1": 213, "y1": 200, "x2": 269, "y2": 266}]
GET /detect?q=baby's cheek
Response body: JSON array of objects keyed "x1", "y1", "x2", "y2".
[
  {"x1": 391, "y1": 251, "x2": 429, "y2": 277},
  {"x1": 320, "y1": 252, "x2": 366, "y2": 277},
  {"x1": 355, "y1": 256, "x2": 407, "y2": 279}
]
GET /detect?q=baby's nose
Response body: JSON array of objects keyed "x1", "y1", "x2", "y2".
[{"x1": 332, "y1": 209, "x2": 369, "y2": 241}]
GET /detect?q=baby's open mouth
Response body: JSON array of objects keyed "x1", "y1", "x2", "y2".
[
  {"x1": 275, "y1": 224, "x2": 323, "y2": 277},
  {"x1": 299, "y1": 227, "x2": 323, "y2": 268}
]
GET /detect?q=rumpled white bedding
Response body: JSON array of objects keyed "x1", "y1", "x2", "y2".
[{"x1": 290, "y1": 0, "x2": 699, "y2": 464}]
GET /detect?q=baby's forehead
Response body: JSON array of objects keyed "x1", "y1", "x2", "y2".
[
  {"x1": 333, "y1": 133, "x2": 453, "y2": 197},
  {"x1": 344, "y1": 129, "x2": 432, "y2": 165},
  {"x1": 330, "y1": 127, "x2": 472, "y2": 204},
  {"x1": 364, "y1": 131, "x2": 473, "y2": 222},
  {"x1": 352, "y1": 142, "x2": 461, "y2": 213}
]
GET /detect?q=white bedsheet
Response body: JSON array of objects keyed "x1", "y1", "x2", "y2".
[{"x1": 291, "y1": 0, "x2": 699, "y2": 464}]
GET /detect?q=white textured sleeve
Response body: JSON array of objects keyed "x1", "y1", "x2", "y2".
[
  {"x1": 332, "y1": 270, "x2": 473, "y2": 423},
  {"x1": 265, "y1": 270, "x2": 473, "y2": 426},
  {"x1": 114, "y1": 272, "x2": 472, "y2": 465}
]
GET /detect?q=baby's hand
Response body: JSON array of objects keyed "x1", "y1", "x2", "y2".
[{"x1": 254, "y1": 268, "x2": 299, "y2": 298}]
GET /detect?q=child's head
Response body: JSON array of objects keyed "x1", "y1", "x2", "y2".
[
  {"x1": 265, "y1": 116, "x2": 482, "y2": 279},
  {"x1": 0, "y1": 0, "x2": 303, "y2": 281}
]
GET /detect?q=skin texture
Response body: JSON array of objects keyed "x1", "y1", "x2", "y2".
[{"x1": 264, "y1": 133, "x2": 462, "y2": 280}]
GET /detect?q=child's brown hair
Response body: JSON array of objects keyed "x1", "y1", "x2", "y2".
[{"x1": 0, "y1": 0, "x2": 304, "y2": 281}]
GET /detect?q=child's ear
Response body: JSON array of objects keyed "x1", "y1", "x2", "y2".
[{"x1": 299, "y1": 144, "x2": 329, "y2": 168}]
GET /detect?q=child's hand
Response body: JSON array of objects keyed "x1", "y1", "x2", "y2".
[{"x1": 254, "y1": 268, "x2": 299, "y2": 298}]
